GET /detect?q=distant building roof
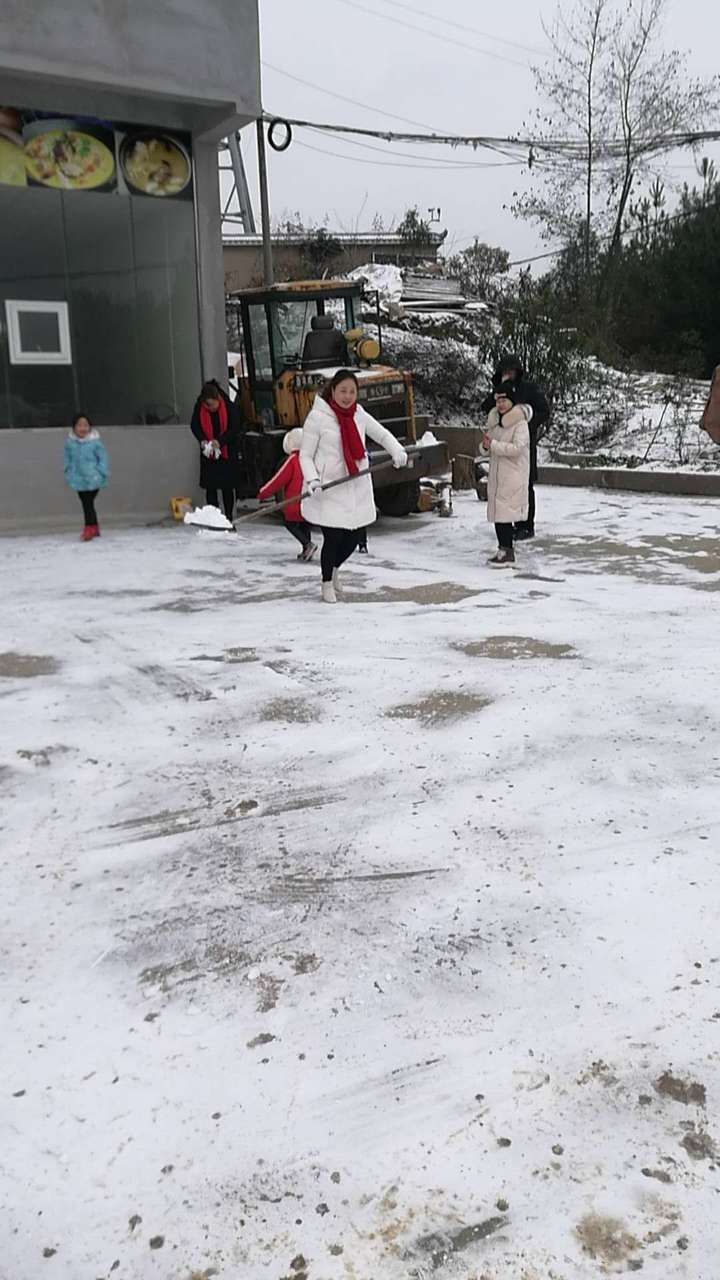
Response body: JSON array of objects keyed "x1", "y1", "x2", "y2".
[{"x1": 223, "y1": 229, "x2": 447, "y2": 247}]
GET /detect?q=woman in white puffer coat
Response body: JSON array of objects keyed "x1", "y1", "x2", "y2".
[
  {"x1": 300, "y1": 370, "x2": 409, "y2": 603},
  {"x1": 482, "y1": 381, "x2": 532, "y2": 567}
]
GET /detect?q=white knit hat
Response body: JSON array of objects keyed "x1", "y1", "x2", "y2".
[{"x1": 283, "y1": 428, "x2": 303, "y2": 454}]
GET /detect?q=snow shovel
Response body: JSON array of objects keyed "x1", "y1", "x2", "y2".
[{"x1": 232, "y1": 445, "x2": 424, "y2": 528}]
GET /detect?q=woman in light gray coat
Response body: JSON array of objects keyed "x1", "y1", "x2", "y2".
[
  {"x1": 300, "y1": 370, "x2": 408, "y2": 603},
  {"x1": 482, "y1": 382, "x2": 532, "y2": 567}
]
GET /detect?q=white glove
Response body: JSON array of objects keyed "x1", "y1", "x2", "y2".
[
  {"x1": 392, "y1": 448, "x2": 409, "y2": 469},
  {"x1": 306, "y1": 477, "x2": 322, "y2": 495}
]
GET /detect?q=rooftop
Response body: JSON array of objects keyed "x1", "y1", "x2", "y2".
[{"x1": 223, "y1": 229, "x2": 447, "y2": 247}]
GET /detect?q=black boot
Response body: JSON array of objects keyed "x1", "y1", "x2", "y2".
[{"x1": 488, "y1": 547, "x2": 516, "y2": 567}]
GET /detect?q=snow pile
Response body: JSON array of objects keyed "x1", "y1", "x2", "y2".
[
  {"x1": 418, "y1": 430, "x2": 440, "y2": 446},
  {"x1": 348, "y1": 262, "x2": 403, "y2": 305},
  {"x1": 183, "y1": 504, "x2": 234, "y2": 530}
]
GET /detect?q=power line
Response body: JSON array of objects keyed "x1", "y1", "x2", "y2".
[
  {"x1": 261, "y1": 60, "x2": 455, "y2": 135},
  {"x1": 333, "y1": 0, "x2": 531, "y2": 69},
  {"x1": 508, "y1": 247, "x2": 567, "y2": 267},
  {"x1": 293, "y1": 137, "x2": 521, "y2": 170},
  {"x1": 303, "y1": 124, "x2": 523, "y2": 168},
  {"x1": 263, "y1": 111, "x2": 720, "y2": 163},
  {"x1": 507, "y1": 199, "x2": 717, "y2": 267},
  {"x1": 373, "y1": 0, "x2": 548, "y2": 57}
]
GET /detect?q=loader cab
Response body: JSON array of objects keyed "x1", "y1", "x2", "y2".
[
  {"x1": 236, "y1": 281, "x2": 364, "y2": 425},
  {"x1": 229, "y1": 278, "x2": 452, "y2": 517}
]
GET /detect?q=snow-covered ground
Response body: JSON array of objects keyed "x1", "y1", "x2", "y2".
[{"x1": 2, "y1": 489, "x2": 720, "y2": 1280}]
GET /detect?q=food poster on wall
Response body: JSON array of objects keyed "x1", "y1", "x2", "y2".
[
  {"x1": 115, "y1": 128, "x2": 192, "y2": 199},
  {"x1": 0, "y1": 107, "x2": 193, "y2": 199}
]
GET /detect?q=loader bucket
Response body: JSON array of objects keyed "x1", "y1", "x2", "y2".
[{"x1": 700, "y1": 366, "x2": 720, "y2": 443}]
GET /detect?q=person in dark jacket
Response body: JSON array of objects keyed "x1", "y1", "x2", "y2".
[
  {"x1": 190, "y1": 380, "x2": 240, "y2": 522},
  {"x1": 482, "y1": 354, "x2": 549, "y2": 539}
]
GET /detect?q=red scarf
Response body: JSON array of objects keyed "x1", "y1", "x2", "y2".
[
  {"x1": 199, "y1": 395, "x2": 229, "y2": 460},
  {"x1": 329, "y1": 398, "x2": 365, "y2": 476}
]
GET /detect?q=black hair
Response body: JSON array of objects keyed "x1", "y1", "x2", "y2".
[
  {"x1": 320, "y1": 369, "x2": 359, "y2": 403},
  {"x1": 200, "y1": 380, "x2": 222, "y2": 403},
  {"x1": 72, "y1": 412, "x2": 92, "y2": 429},
  {"x1": 498, "y1": 353, "x2": 523, "y2": 377},
  {"x1": 495, "y1": 380, "x2": 518, "y2": 404}
]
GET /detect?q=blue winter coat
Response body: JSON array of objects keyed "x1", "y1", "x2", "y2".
[{"x1": 64, "y1": 431, "x2": 110, "y2": 492}]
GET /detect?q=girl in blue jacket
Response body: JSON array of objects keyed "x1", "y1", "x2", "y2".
[{"x1": 64, "y1": 414, "x2": 110, "y2": 541}]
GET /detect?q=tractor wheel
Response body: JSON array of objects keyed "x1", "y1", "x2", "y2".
[{"x1": 375, "y1": 480, "x2": 421, "y2": 518}]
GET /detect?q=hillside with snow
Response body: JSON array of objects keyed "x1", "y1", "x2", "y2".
[{"x1": 350, "y1": 262, "x2": 717, "y2": 472}]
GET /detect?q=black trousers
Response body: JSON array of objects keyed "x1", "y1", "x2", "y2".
[
  {"x1": 285, "y1": 519, "x2": 312, "y2": 548},
  {"x1": 320, "y1": 527, "x2": 359, "y2": 582},
  {"x1": 514, "y1": 481, "x2": 536, "y2": 535},
  {"x1": 78, "y1": 490, "x2": 98, "y2": 525},
  {"x1": 495, "y1": 521, "x2": 514, "y2": 550},
  {"x1": 206, "y1": 488, "x2": 235, "y2": 521},
  {"x1": 357, "y1": 527, "x2": 368, "y2": 550}
]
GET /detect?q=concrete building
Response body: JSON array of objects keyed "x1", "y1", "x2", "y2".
[
  {"x1": 223, "y1": 229, "x2": 447, "y2": 293},
  {"x1": 0, "y1": 0, "x2": 260, "y2": 530}
]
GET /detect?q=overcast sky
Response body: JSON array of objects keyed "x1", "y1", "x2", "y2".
[{"x1": 234, "y1": 0, "x2": 720, "y2": 265}]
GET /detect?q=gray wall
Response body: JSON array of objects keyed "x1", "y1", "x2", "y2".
[
  {"x1": 0, "y1": 426, "x2": 202, "y2": 532},
  {"x1": 0, "y1": 0, "x2": 260, "y2": 138}
]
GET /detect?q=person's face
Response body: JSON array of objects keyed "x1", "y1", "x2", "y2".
[
  {"x1": 495, "y1": 396, "x2": 513, "y2": 414},
  {"x1": 333, "y1": 378, "x2": 358, "y2": 409},
  {"x1": 73, "y1": 417, "x2": 91, "y2": 438},
  {"x1": 501, "y1": 368, "x2": 518, "y2": 382},
  {"x1": 203, "y1": 397, "x2": 220, "y2": 413}
]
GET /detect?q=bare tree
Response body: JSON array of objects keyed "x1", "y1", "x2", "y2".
[
  {"x1": 514, "y1": 0, "x2": 615, "y2": 255},
  {"x1": 516, "y1": 0, "x2": 720, "y2": 284}
]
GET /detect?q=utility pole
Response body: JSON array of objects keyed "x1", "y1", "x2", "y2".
[{"x1": 255, "y1": 118, "x2": 274, "y2": 287}]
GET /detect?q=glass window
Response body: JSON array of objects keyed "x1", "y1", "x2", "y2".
[
  {"x1": 0, "y1": 187, "x2": 75, "y2": 426},
  {"x1": 62, "y1": 190, "x2": 138, "y2": 423},
  {"x1": 18, "y1": 310, "x2": 61, "y2": 354},
  {"x1": 323, "y1": 297, "x2": 346, "y2": 330},
  {"x1": 270, "y1": 300, "x2": 317, "y2": 369},
  {"x1": 0, "y1": 184, "x2": 200, "y2": 428},
  {"x1": 6, "y1": 300, "x2": 72, "y2": 363},
  {"x1": 247, "y1": 304, "x2": 273, "y2": 381}
]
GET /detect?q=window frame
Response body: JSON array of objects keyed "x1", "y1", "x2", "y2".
[{"x1": 5, "y1": 299, "x2": 72, "y2": 366}]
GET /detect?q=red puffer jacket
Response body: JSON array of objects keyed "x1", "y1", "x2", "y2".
[{"x1": 258, "y1": 452, "x2": 304, "y2": 522}]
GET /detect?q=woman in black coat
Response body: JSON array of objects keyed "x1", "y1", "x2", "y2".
[{"x1": 190, "y1": 381, "x2": 240, "y2": 521}]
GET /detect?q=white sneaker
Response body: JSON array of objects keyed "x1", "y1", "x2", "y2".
[{"x1": 321, "y1": 581, "x2": 337, "y2": 604}]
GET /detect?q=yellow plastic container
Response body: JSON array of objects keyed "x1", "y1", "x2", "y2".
[{"x1": 170, "y1": 496, "x2": 194, "y2": 521}]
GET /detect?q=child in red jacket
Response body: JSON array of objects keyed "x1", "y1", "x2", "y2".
[{"x1": 258, "y1": 428, "x2": 317, "y2": 561}]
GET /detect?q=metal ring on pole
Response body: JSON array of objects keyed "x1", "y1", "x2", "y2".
[{"x1": 267, "y1": 118, "x2": 293, "y2": 153}]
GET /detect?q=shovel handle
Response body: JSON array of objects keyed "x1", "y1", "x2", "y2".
[{"x1": 235, "y1": 446, "x2": 423, "y2": 525}]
